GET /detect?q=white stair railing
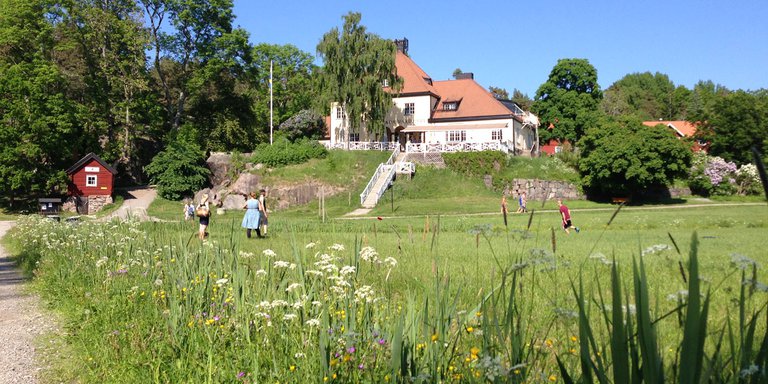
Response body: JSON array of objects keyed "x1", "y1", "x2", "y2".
[{"x1": 359, "y1": 149, "x2": 399, "y2": 205}]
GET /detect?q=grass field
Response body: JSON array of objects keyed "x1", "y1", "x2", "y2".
[{"x1": 8, "y1": 200, "x2": 768, "y2": 383}]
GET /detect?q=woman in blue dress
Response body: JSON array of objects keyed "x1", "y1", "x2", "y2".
[{"x1": 242, "y1": 191, "x2": 262, "y2": 238}]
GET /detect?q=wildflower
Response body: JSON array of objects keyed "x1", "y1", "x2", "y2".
[
  {"x1": 255, "y1": 269, "x2": 267, "y2": 277},
  {"x1": 570, "y1": 336, "x2": 578, "y2": 342},
  {"x1": 237, "y1": 372, "x2": 245, "y2": 379},
  {"x1": 283, "y1": 313, "x2": 297, "y2": 321},
  {"x1": 470, "y1": 347, "x2": 480, "y2": 359},
  {"x1": 154, "y1": 279, "x2": 163, "y2": 286},
  {"x1": 359, "y1": 246, "x2": 379, "y2": 262},
  {"x1": 549, "y1": 374, "x2": 557, "y2": 382},
  {"x1": 329, "y1": 243, "x2": 345, "y2": 251},
  {"x1": 294, "y1": 353, "x2": 305, "y2": 359},
  {"x1": 286, "y1": 283, "x2": 301, "y2": 293},
  {"x1": 263, "y1": 249, "x2": 276, "y2": 257},
  {"x1": 273, "y1": 260, "x2": 290, "y2": 268},
  {"x1": 305, "y1": 319, "x2": 320, "y2": 327},
  {"x1": 383, "y1": 257, "x2": 398, "y2": 268},
  {"x1": 340, "y1": 265, "x2": 356, "y2": 276},
  {"x1": 216, "y1": 278, "x2": 228, "y2": 286},
  {"x1": 347, "y1": 346, "x2": 356, "y2": 354},
  {"x1": 431, "y1": 334, "x2": 438, "y2": 342},
  {"x1": 289, "y1": 365, "x2": 295, "y2": 372},
  {"x1": 305, "y1": 242, "x2": 316, "y2": 249},
  {"x1": 95, "y1": 257, "x2": 108, "y2": 268},
  {"x1": 466, "y1": 326, "x2": 474, "y2": 333},
  {"x1": 740, "y1": 364, "x2": 759, "y2": 378}
]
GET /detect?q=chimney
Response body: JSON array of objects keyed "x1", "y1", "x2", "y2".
[
  {"x1": 394, "y1": 38, "x2": 409, "y2": 55},
  {"x1": 455, "y1": 72, "x2": 474, "y2": 80}
]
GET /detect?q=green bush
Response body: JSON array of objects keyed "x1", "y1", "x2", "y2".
[
  {"x1": 250, "y1": 137, "x2": 327, "y2": 167},
  {"x1": 443, "y1": 151, "x2": 507, "y2": 176},
  {"x1": 144, "y1": 139, "x2": 210, "y2": 200}
]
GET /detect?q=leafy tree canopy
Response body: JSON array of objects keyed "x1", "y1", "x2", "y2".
[
  {"x1": 144, "y1": 138, "x2": 209, "y2": 200},
  {"x1": 700, "y1": 90, "x2": 768, "y2": 164},
  {"x1": 511, "y1": 89, "x2": 533, "y2": 110},
  {"x1": 316, "y1": 12, "x2": 402, "y2": 137},
  {"x1": 578, "y1": 117, "x2": 692, "y2": 196},
  {"x1": 601, "y1": 72, "x2": 690, "y2": 120},
  {"x1": 533, "y1": 58, "x2": 603, "y2": 143}
]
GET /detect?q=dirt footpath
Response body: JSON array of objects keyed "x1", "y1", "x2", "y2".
[
  {"x1": 101, "y1": 186, "x2": 158, "y2": 221},
  {"x1": 0, "y1": 221, "x2": 53, "y2": 383}
]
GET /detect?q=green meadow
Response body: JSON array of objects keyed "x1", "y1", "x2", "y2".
[{"x1": 8, "y1": 200, "x2": 768, "y2": 383}]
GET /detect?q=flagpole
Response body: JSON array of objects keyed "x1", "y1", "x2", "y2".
[{"x1": 269, "y1": 60, "x2": 273, "y2": 145}]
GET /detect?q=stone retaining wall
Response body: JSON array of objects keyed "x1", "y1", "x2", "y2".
[{"x1": 503, "y1": 179, "x2": 583, "y2": 200}]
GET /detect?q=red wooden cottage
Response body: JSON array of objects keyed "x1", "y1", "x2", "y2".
[{"x1": 66, "y1": 153, "x2": 117, "y2": 214}]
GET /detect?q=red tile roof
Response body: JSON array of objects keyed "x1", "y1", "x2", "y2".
[
  {"x1": 642, "y1": 120, "x2": 699, "y2": 137},
  {"x1": 394, "y1": 51, "x2": 439, "y2": 96},
  {"x1": 432, "y1": 79, "x2": 514, "y2": 120}
]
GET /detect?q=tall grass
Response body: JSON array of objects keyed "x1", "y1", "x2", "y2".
[{"x1": 9, "y1": 207, "x2": 768, "y2": 382}]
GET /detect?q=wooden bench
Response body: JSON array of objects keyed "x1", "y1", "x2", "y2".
[{"x1": 611, "y1": 197, "x2": 629, "y2": 204}]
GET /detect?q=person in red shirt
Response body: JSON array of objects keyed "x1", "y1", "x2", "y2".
[{"x1": 558, "y1": 199, "x2": 580, "y2": 234}]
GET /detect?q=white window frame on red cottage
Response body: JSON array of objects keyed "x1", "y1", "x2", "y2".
[{"x1": 86, "y1": 174, "x2": 97, "y2": 187}]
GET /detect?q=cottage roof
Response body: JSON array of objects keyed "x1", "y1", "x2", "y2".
[
  {"x1": 66, "y1": 153, "x2": 118, "y2": 175},
  {"x1": 642, "y1": 120, "x2": 699, "y2": 137},
  {"x1": 393, "y1": 51, "x2": 440, "y2": 96},
  {"x1": 431, "y1": 79, "x2": 518, "y2": 121}
]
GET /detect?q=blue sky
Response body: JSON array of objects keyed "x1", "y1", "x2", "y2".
[{"x1": 233, "y1": 0, "x2": 768, "y2": 97}]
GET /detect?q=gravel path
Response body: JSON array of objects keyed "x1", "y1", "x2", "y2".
[
  {"x1": 0, "y1": 221, "x2": 53, "y2": 384},
  {"x1": 100, "y1": 186, "x2": 159, "y2": 221}
]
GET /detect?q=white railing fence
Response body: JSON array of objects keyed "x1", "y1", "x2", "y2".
[
  {"x1": 323, "y1": 141, "x2": 399, "y2": 151},
  {"x1": 367, "y1": 166, "x2": 396, "y2": 206},
  {"x1": 405, "y1": 142, "x2": 502, "y2": 153}
]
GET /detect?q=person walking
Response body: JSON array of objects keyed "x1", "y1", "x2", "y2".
[
  {"x1": 557, "y1": 199, "x2": 579, "y2": 234},
  {"x1": 516, "y1": 191, "x2": 527, "y2": 213},
  {"x1": 242, "y1": 191, "x2": 262, "y2": 238},
  {"x1": 196, "y1": 194, "x2": 211, "y2": 240},
  {"x1": 258, "y1": 189, "x2": 269, "y2": 236}
]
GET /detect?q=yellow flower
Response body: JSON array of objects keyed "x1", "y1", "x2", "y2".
[
  {"x1": 332, "y1": 373, "x2": 337, "y2": 379},
  {"x1": 431, "y1": 334, "x2": 438, "y2": 342},
  {"x1": 323, "y1": 377, "x2": 328, "y2": 382},
  {"x1": 545, "y1": 339, "x2": 553, "y2": 347},
  {"x1": 384, "y1": 374, "x2": 390, "y2": 382},
  {"x1": 289, "y1": 365, "x2": 295, "y2": 372},
  {"x1": 466, "y1": 326, "x2": 474, "y2": 333},
  {"x1": 549, "y1": 374, "x2": 557, "y2": 382},
  {"x1": 571, "y1": 335, "x2": 578, "y2": 342},
  {"x1": 476, "y1": 311, "x2": 482, "y2": 317},
  {"x1": 569, "y1": 348, "x2": 577, "y2": 354},
  {"x1": 343, "y1": 355, "x2": 351, "y2": 363},
  {"x1": 470, "y1": 347, "x2": 480, "y2": 358},
  {"x1": 514, "y1": 369, "x2": 521, "y2": 375},
  {"x1": 330, "y1": 358, "x2": 338, "y2": 367},
  {"x1": 474, "y1": 370, "x2": 481, "y2": 378}
]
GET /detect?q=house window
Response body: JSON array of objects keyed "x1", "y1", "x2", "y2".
[
  {"x1": 336, "y1": 106, "x2": 343, "y2": 119},
  {"x1": 443, "y1": 102, "x2": 457, "y2": 111},
  {"x1": 492, "y1": 130, "x2": 503, "y2": 140},
  {"x1": 86, "y1": 174, "x2": 98, "y2": 187},
  {"x1": 382, "y1": 79, "x2": 389, "y2": 87},
  {"x1": 445, "y1": 130, "x2": 466, "y2": 142},
  {"x1": 349, "y1": 133, "x2": 360, "y2": 141},
  {"x1": 403, "y1": 103, "x2": 415, "y2": 116}
]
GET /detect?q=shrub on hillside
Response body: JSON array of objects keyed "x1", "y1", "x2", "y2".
[
  {"x1": 688, "y1": 153, "x2": 762, "y2": 196},
  {"x1": 443, "y1": 151, "x2": 507, "y2": 176},
  {"x1": 578, "y1": 118, "x2": 692, "y2": 196},
  {"x1": 144, "y1": 139, "x2": 210, "y2": 200},
  {"x1": 278, "y1": 109, "x2": 326, "y2": 141},
  {"x1": 250, "y1": 136, "x2": 327, "y2": 167}
]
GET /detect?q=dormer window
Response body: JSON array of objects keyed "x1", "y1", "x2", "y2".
[
  {"x1": 443, "y1": 102, "x2": 458, "y2": 111},
  {"x1": 423, "y1": 77, "x2": 432, "y2": 85}
]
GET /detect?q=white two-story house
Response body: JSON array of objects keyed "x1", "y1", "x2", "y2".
[{"x1": 327, "y1": 38, "x2": 539, "y2": 154}]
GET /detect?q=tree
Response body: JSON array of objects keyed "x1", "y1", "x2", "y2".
[
  {"x1": 54, "y1": 0, "x2": 158, "y2": 182},
  {"x1": 578, "y1": 117, "x2": 692, "y2": 196},
  {"x1": 701, "y1": 90, "x2": 768, "y2": 164},
  {"x1": 250, "y1": 43, "x2": 317, "y2": 135},
  {"x1": 316, "y1": 12, "x2": 402, "y2": 139},
  {"x1": 511, "y1": 88, "x2": 533, "y2": 110},
  {"x1": 0, "y1": 0, "x2": 77, "y2": 200},
  {"x1": 532, "y1": 58, "x2": 603, "y2": 144},
  {"x1": 488, "y1": 86, "x2": 509, "y2": 100},
  {"x1": 279, "y1": 110, "x2": 326, "y2": 141},
  {"x1": 600, "y1": 72, "x2": 690, "y2": 120},
  {"x1": 452, "y1": 68, "x2": 464, "y2": 79},
  {"x1": 144, "y1": 138, "x2": 209, "y2": 200},
  {"x1": 140, "y1": 0, "x2": 251, "y2": 131}
]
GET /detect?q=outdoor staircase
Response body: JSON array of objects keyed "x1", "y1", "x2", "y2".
[
  {"x1": 359, "y1": 149, "x2": 415, "y2": 208},
  {"x1": 361, "y1": 166, "x2": 394, "y2": 208}
]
